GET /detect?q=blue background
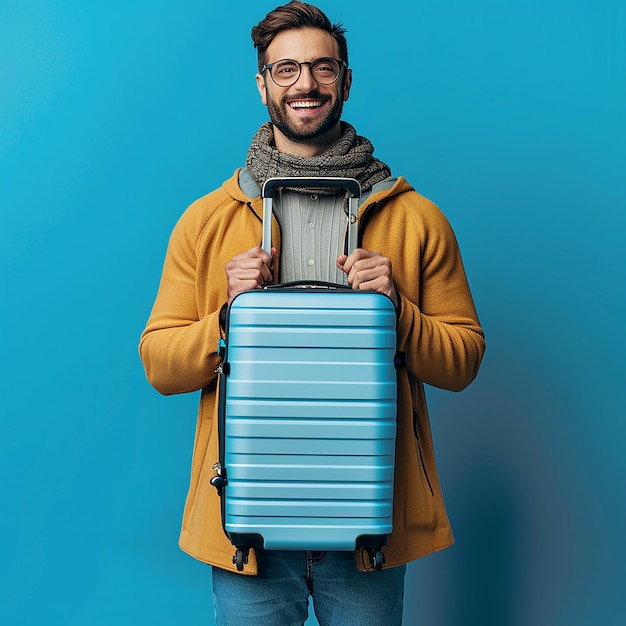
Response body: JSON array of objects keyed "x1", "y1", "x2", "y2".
[{"x1": 1, "y1": 1, "x2": 624, "y2": 624}]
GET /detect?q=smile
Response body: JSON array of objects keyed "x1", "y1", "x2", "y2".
[{"x1": 288, "y1": 100, "x2": 324, "y2": 109}]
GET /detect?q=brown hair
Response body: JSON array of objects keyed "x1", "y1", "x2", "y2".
[{"x1": 251, "y1": 1, "x2": 348, "y2": 72}]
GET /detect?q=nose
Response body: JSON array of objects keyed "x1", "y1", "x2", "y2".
[{"x1": 294, "y1": 62, "x2": 316, "y2": 90}]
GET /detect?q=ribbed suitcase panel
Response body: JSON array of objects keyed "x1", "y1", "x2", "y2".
[
  {"x1": 227, "y1": 481, "x2": 393, "y2": 501},
  {"x1": 222, "y1": 289, "x2": 397, "y2": 551},
  {"x1": 226, "y1": 453, "x2": 393, "y2": 482},
  {"x1": 228, "y1": 379, "x2": 396, "y2": 400},
  {"x1": 229, "y1": 328, "x2": 396, "y2": 350},
  {"x1": 228, "y1": 437, "x2": 392, "y2": 456},
  {"x1": 226, "y1": 418, "x2": 396, "y2": 441},
  {"x1": 226, "y1": 500, "x2": 392, "y2": 517},
  {"x1": 226, "y1": 358, "x2": 394, "y2": 383},
  {"x1": 227, "y1": 399, "x2": 396, "y2": 420}
]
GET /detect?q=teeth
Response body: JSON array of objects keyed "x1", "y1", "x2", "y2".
[{"x1": 289, "y1": 100, "x2": 322, "y2": 108}]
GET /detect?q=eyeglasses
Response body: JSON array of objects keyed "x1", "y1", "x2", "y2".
[{"x1": 261, "y1": 57, "x2": 347, "y2": 87}]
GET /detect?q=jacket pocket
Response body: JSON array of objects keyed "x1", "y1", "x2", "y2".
[
  {"x1": 413, "y1": 409, "x2": 434, "y2": 497},
  {"x1": 400, "y1": 405, "x2": 435, "y2": 529}
]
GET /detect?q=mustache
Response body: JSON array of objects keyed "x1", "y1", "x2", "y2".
[{"x1": 282, "y1": 91, "x2": 330, "y2": 103}]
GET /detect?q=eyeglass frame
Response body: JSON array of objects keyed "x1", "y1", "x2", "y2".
[{"x1": 260, "y1": 57, "x2": 348, "y2": 87}]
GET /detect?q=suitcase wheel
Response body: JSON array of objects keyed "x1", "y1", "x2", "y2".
[
  {"x1": 233, "y1": 548, "x2": 249, "y2": 571},
  {"x1": 367, "y1": 548, "x2": 385, "y2": 571}
]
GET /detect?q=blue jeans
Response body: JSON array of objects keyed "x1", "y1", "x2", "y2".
[{"x1": 211, "y1": 550, "x2": 406, "y2": 626}]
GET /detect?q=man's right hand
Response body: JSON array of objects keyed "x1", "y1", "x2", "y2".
[{"x1": 225, "y1": 246, "x2": 276, "y2": 304}]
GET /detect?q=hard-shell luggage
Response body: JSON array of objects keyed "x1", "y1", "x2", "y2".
[{"x1": 211, "y1": 178, "x2": 399, "y2": 572}]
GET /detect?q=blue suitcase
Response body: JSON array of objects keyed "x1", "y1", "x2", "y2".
[{"x1": 211, "y1": 178, "x2": 398, "y2": 571}]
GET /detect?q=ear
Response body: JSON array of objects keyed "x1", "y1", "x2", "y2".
[
  {"x1": 342, "y1": 68, "x2": 352, "y2": 102},
  {"x1": 256, "y1": 73, "x2": 268, "y2": 105}
]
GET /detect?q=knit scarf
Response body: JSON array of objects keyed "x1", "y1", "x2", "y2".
[{"x1": 245, "y1": 122, "x2": 392, "y2": 195}]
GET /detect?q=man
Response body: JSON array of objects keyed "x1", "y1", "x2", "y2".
[{"x1": 139, "y1": 2, "x2": 485, "y2": 624}]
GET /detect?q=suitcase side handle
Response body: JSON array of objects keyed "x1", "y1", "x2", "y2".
[{"x1": 261, "y1": 177, "x2": 361, "y2": 256}]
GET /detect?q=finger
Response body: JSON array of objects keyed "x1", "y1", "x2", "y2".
[
  {"x1": 341, "y1": 248, "x2": 375, "y2": 275},
  {"x1": 232, "y1": 246, "x2": 272, "y2": 265},
  {"x1": 350, "y1": 267, "x2": 390, "y2": 290},
  {"x1": 347, "y1": 256, "x2": 389, "y2": 285},
  {"x1": 226, "y1": 264, "x2": 270, "y2": 288},
  {"x1": 226, "y1": 250, "x2": 273, "y2": 281},
  {"x1": 229, "y1": 267, "x2": 270, "y2": 284}
]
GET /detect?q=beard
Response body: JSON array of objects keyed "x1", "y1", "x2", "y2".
[{"x1": 265, "y1": 86, "x2": 345, "y2": 143}]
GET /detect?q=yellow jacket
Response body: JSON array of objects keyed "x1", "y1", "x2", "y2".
[{"x1": 139, "y1": 171, "x2": 485, "y2": 574}]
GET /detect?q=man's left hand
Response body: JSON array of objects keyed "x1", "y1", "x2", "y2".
[{"x1": 337, "y1": 249, "x2": 398, "y2": 308}]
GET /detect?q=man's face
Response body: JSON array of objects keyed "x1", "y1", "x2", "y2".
[{"x1": 256, "y1": 27, "x2": 352, "y2": 154}]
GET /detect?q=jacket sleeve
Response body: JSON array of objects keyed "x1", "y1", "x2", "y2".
[
  {"x1": 138, "y1": 207, "x2": 225, "y2": 396},
  {"x1": 395, "y1": 201, "x2": 485, "y2": 392}
]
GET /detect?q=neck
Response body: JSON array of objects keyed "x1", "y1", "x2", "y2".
[{"x1": 272, "y1": 123, "x2": 343, "y2": 157}]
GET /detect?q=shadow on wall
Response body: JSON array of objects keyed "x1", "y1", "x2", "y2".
[{"x1": 405, "y1": 337, "x2": 581, "y2": 626}]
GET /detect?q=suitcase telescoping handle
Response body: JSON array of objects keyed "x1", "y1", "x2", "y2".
[{"x1": 261, "y1": 177, "x2": 361, "y2": 257}]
